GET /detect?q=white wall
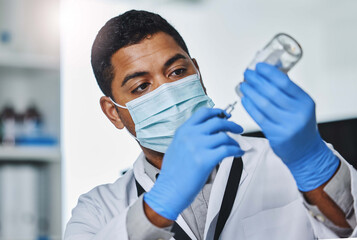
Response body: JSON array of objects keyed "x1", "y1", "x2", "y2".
[{"x1": 61, "y1": 0, "x2": 357, "y2": 229}]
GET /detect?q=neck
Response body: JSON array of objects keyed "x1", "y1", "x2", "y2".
[{"x1": 141, "y1": 146, "x2": 164, "y2": 169}]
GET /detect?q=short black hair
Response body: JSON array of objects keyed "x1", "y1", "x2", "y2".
[{"x1": 91, "y1": 10, "x2": 190, "y2": 98}]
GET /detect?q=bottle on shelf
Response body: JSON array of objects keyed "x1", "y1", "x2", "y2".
[
  {"x1": 17, "y1": 104, "x2": 56, "y2": 146},
  {"x1": 0, "y1": 105, "x2": 16, "y2": 146},
  {"x1": 0, "y1": 104, "x2": 57, "y2": 147},
  {"x1": 23, "y1": 105, "x2": 42, "y2": 139}
]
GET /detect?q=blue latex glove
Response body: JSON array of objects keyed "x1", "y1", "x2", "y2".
[
  {"x1": 144, "y1": 108, "x2": 244, "y2": 220},
  {"x1": 240, "y1": 63, "x2": 339, "y2": 192}
]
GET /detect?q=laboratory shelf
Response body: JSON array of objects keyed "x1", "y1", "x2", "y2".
[
  {"x1": 0, "y1": 145, "x2": 61, "y2": 162},
  {"x1": 0, "y1": 52, "x2": 60, "y2": 71}
]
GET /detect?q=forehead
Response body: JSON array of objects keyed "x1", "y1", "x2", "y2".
[{"x1": 111, "y1": 32, "x2": 188, "y2": 75}]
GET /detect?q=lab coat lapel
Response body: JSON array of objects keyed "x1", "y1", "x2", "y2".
[
  {"x1": 203, "y1": 135, "x2": 252, "y2": 239},
  {"x1": 203, "y1": 156, "x2": 241, "y2": 238},
  {"x1": 133, "y1": 152, "x2": 197, "y2": 240}
]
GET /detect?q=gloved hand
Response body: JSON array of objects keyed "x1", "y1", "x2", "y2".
[
  {"x1": 240, "y1": 63, "x2": 339, "y2": 192},
  {"x1": 144, "y1": 108, "x2": 244, "y2": 220}
]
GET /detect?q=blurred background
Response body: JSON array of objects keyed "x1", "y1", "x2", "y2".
[
  {"x1": 0, "y1": 0, "x2": 356, "y2": 239},
  {"x1": 0, "y1": 0, "x2": 60, "y2": 239}
]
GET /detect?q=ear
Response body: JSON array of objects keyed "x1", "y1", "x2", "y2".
[
  {"x1": 100, "y1": 96, "x2": 125, "y2": 129},
  {"x1": 192, "y1": 58, "x2": 200, "y2": 71},
  {"x1": 192, "y1": 58, "x2": 207, "y2": 93}
]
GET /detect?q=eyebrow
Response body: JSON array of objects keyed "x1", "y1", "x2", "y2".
[
  {"x1": 164, "y1": 53, "x2": 187, "y2": 68},
  {"x1": 121, "y1": 71, "x2": 149, "y2": 87},
  {"x1": 121, "y1": 53, "x2": 188, "y2": 87}
]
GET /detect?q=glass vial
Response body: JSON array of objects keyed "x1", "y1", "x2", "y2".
[{"x1": 236, "y1": 33, "x2": 303, "y2": 97}]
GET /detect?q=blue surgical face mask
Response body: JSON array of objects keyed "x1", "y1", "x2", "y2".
[{"x1": 110, "y1": 73, "x2": 214, "y2": 153}]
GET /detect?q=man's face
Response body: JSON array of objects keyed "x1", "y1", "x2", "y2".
[{"x1": 100, "y1": 32, "x2": 200, "y2": 136}]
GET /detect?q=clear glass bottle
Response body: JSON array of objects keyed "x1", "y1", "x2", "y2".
[
  {"x1": 248, "y1": 33, "x2": 302, "y2": 73},
  {"x1": 234, "y1": 33, "x2": 303, "y2": 101}
]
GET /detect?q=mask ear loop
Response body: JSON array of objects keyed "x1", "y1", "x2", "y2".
[
  {"x1": 109, "y1": 97, "x2": 139, "y2": 140},
  {"x1": 109, "y1": 97, "x2": 128, "y2": 109},
  {"x1": 193, "y1": 65, "x2": 201, "y2": 80}
]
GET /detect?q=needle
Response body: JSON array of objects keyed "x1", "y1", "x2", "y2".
[
  {"x1": 218, "y1": 101, "x2": 237, "y2": 118},
  {"x1": 225, "y1": 101, "x2": 237, "y2": 115}
]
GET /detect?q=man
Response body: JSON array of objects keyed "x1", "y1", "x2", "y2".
[{"x1": 65, "y1": 10, "x2": 357, "y2": 239}]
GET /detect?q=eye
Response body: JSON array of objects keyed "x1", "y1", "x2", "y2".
[
  {"x1": 171, "y1": 68, "x2": 186, "y2": 77},
  {"x1": 131, "y1": 82, "x2": 150, "y2": 94}
]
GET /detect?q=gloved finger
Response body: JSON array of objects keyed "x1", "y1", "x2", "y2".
[
  {"x1": 240, "y1": 82, "x2": 290, "y2": 125},
  {"x1": 210, "y1": 145, "x2": 244, "y2": 164},
  {"x1": 241, "y1": 95, "x2": 276, "y2": 133},
  {"x1": 186, "y1": 107, "x2": 227, "y2": 125},
  {"x1": 243, "y1": 69, "x2": 296, "y2": 110},
  {"x1": 255, "y1": 63, "x2": 305, "y2": 98},
  {"x1": 200, "y1": 117, "x2": 244, "y2": 135},
  {"x1": 204, "y1": 132, "x2": 240, "y2": 148}
]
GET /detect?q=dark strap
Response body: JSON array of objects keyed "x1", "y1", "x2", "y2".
[
  {"x1": 213, "y1": 157, "x2": 243, "y2": 240},
  {"x1": 135, "y1": 156, "x2": 243, "y2": 240},
  {"x1": 135, "y1": 180, "x2": 145, "y2": 196}
]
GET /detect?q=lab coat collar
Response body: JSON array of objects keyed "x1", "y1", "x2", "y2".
[
  {"x1": 231, "y1": 133, "x2": 253, "y2": 152},
  {"x1": 133, "y1": 152, "x2": 154, "y2": 192}
]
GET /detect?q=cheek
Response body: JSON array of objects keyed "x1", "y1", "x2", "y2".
[{"x1": 119, "y1": 109, "x2": 137, "y2": 136}]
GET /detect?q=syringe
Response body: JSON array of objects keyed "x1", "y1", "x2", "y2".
[{"x1": 218, "y1": 101, "x2": 237, "y2": 118}]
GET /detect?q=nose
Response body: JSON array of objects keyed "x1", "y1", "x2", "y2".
[{"x1": 152, "y1": 74, "x2": 172, "y2": 90}]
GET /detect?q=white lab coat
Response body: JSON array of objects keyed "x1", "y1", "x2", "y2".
[{"x1": 65, "y1": 135, "x2": 357, "y2": 240}]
